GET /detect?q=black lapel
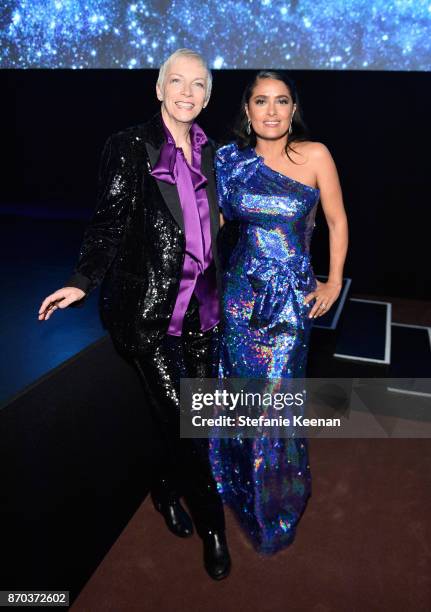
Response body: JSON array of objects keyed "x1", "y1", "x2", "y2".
[
  {"x1": 145, "y1": 141, "x2": 185, "y2": 231},
  {"x1": 143, "y1": 113, "x2": 220, "y2": 246},
  {"x1": 201, "y1": 143, "x2": 220, "y2": 261}
]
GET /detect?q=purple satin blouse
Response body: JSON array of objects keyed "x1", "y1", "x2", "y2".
[{"x1": 151, "y1": 118, "x2": 220, "y2": 336}]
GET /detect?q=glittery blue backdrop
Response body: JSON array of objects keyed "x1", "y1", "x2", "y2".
[{"x1": 1, "y1": 0, "x2": 430, "y2": 70}]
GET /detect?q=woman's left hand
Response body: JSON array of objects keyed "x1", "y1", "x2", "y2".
[{"x1": 304, "y1": 279, "x2": 342, "y2": 318}]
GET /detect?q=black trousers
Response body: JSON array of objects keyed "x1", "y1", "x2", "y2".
[{"x1": 134, "y1": 296, "x2": 225, "y2": 537}]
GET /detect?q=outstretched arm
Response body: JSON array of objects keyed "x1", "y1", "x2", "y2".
[
  {"x1": 66, "y1": 134, "x2": 136, "y2": 293},
  {"x1": 38, "y1": 133, "x2": 135, "y2": 321}
]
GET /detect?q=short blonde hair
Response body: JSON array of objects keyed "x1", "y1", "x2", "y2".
[{"x1": 157, "y1": 48, "x2": 212, "y2": 104}]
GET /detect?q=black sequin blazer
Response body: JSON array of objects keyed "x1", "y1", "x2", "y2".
[{"x1": 67, "y1": 112, "x2": 221, "y2": 355}]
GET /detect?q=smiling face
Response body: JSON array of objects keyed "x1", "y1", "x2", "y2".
[
  {"x1": 157, "y1": 56, "x2": 208, "y2": 125},
  {"x1": 246, "y1": 77, "x2": 297, "y2": 141}
]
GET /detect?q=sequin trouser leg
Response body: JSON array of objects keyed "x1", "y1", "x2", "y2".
[{"x1": 134, "y1": 298, "x2": 225, "y2": 537}]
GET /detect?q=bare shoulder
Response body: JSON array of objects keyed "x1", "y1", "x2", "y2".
[
  {"x1": 299, "y1": 141, "x2": 332, "y2": 159},
  {"x1": 290, "y1": 140, "x2": 332, "y2": 162}
]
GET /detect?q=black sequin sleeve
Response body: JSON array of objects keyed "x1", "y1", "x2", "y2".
[{"x1": 66, "y1": 133, "x2": 135, "y2": 296}]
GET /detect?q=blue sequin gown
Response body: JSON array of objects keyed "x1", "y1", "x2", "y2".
[{"x1": 209, "y1": 143, "x2": 320, "y2": 554}]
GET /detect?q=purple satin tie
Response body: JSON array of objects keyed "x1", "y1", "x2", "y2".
[{"x1": 151, "y1": 118, "x2": 220, "y2": 336}]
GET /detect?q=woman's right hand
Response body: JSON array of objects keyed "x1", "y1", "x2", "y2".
[{"x1": 38, "y1": 287, "x2": 86, "y2": 321}]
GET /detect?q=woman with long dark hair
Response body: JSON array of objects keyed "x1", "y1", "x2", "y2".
[{"x1": 210, "y1": 71, "x2": 348, "y2": 553}]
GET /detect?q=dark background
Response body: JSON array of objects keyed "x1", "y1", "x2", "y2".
[
  {"x1": 2, "y1": 69, "x2": 430, "y2": 298},
  {"x1": 1, "y1": 68, "x2": 430, "y2": 605}
]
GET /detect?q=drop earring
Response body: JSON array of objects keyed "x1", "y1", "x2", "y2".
[
  {"x1": 246, "y1": 119, "x2": 251, "y2": 135},
  {"x1": 289, "y1": 111, "x2": 295, "y2": 135}
]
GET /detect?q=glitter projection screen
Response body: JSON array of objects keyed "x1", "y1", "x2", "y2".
[{"x1": 0, "y1": 0, "x2": 430, "y2": 70}]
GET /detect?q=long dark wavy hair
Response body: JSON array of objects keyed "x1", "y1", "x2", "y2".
[{"x1": 234, "y1": 70, "x2": 309, "y2": 163}]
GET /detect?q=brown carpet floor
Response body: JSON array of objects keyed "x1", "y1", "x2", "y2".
[
  {"x1": 353, "y1": 295, "x2": 431, "y2": 327},
  {"x1": 71, "y1": 438, "x2": 431, "y2": 612}
]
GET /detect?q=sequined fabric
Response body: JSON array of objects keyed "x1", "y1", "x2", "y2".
[
  {"x1": 67, "y1": 112, "x2": 221, "y2": 355},
  {"x1": 134, "y1": 295, "x2": 225, "y2": 537},
  {"x1": 210, "y1": 143, "x2": 320, "y2": 554}
]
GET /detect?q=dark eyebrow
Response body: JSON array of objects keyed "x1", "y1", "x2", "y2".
[{"x1": 253, "y1": 94, "x2": 290, "y2": 98}]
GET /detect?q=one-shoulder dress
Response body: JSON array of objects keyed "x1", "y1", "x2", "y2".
[{"x1": 209, "y1": 142, "x2": 320, "y2": 554}]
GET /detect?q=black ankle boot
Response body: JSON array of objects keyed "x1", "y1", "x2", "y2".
[
  {"x1": 152, "y1": 494, "x2": 194, "y2": 538},
  {"x1": 202, "y1": 530, "x2": 231, "y2": 580}
]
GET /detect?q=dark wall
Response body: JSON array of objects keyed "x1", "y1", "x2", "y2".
[
  {"x1": 0, "y1": 336, "x2": 156, "y2": 601},
  {"x1": 3, "y1": 69, "x2": 430, "y2": 298}
]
